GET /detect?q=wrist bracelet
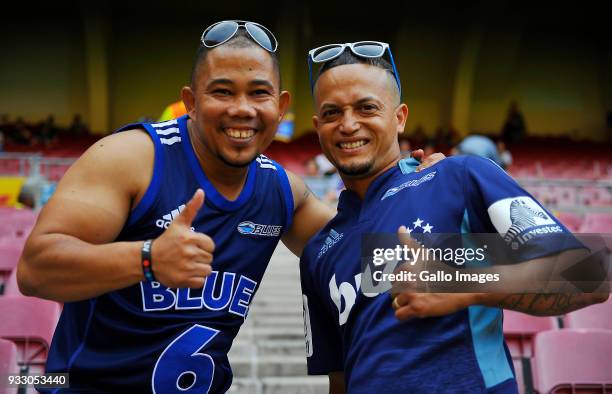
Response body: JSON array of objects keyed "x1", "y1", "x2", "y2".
[{"x1": 141, "y1": 239, "x2": 155, "y2": 282}]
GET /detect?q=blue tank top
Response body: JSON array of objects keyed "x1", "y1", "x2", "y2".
[{"x1": 43, "y1": 115, "x2": 294, "y2": 393}]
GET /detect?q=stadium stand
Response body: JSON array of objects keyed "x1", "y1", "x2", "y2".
[
  {"x1": 0, "y1": 240, "x2": 23, "y2": 295},
  {"x1": 0, "y1": 296, "x2": 61, "y2": 376},
  {"x1": 533, "y1": 330, "x2": 612, "y2": 394},
  {"x1": 564, "y1": 298, "x2": 612, "y2": 331},
  {"x1": 0, "y1": 134, "x2": 610, "y2": 392},
  {"x1": 0, "y1": 338, "x2": 19, "y2": 394},
  {"x1": 503, "y1": 311, "x2": 558, "y2": 394}
]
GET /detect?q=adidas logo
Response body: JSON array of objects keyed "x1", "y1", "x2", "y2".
[
  {"x1": 317, "y1": 229, "x2": 343, "y2": 259},
  {"x1": 155, "y1": 204, "x2": 186, "y2": 229}
]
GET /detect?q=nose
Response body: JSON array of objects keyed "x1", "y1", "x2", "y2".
[
  {"x1": 338, "y1": 109, "x2": 360, "y2": 134},
  {"x1": 227, "y1": 94, "x2": 257, "y2": 118}
]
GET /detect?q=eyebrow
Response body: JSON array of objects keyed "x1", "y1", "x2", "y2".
[
  {"x1": 250, "y1": 79, "x2": 275, "y2": 90},
  {"x1": 355, "y1": 96, "x2": 382, "y2": 106},
  {"x1": 206, "y1": 78, "x2": 275, "y2": 90},
  {"x1": 319, "y1": 96, "x2": 382, "y2": 111}
]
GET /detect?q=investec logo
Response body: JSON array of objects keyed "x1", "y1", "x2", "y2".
[
  {"x1": 317, "y1": 229, "x2": 343, "y2": 259},
  {"x1": 156, "y1": 205, "x2": 186, "y2": 229},
  {"x1": 237, "y1": 221, "x2": 282, "y2": 237}
]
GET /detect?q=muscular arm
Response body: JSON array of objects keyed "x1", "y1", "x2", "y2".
[
  {"x1": 476, "y1": 292, "x2": 609, "y2": 316},
  {"x1": 17, "y1": 130, "x2": 152, "y2": 302},
  {"x1": 393, "y1": 235, "x2": 610, "y2": 318},
  {"x1": 281, "y1": 171, "x2": 336, "y2": 256},
  {"x1": 19, "y1": 129, "x2": 214, "y2": 302}
]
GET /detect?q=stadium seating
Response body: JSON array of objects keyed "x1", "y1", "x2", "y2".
[
  {"x1": 0, "y1": 338, "x2": 19, "y2": 394},
  {"x1": 503, "y1": 311, "x2": 557, "y2": 358},
  {"x1": 579, "y1": 213, "x2": 612, "y2": 233},
  {"x1": 555, "y1": 211, "x2": 583, "y2": 232},
  {"x1": 503, "y1": 311, "x2": 558, "y2": 394},
  {"x1": 0, "y1": 296, "x2": 61, "y2": 375},
  {"x1": 564, "y1": 297, "x2": 612, "y2": 330},
  {"x1": 533, "y1": 330, "x2": 612, "y2": 394},
  {"x1": 0, "y1": 240, "x2": 24, "y2": 295}
]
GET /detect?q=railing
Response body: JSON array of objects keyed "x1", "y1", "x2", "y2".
[{"x1": 0, "y1": 153, "x2": 76, "y2": 181}]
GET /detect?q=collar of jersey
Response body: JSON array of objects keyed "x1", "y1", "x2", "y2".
[
  {"x1": 178, "y1": 115, "x2": 257, "y2": 212},
  {"x1": 337, "y1": 157, "x2": 420, "y2": 212}
]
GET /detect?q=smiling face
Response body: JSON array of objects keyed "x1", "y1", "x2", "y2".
[
  {"x1": 313, "y1": 63, "x2": 408, "y2": 179},
  {"x1": 182, "y1": 44, "x2": 290, "y2": 168}
]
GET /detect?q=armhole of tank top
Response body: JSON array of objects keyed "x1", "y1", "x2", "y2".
[
  {"x1": 124, "y1": 125, "x2": 164, "y2": 228},
  {"x1": 273, "y1": 162, "x2": 294, "y2": 233}
]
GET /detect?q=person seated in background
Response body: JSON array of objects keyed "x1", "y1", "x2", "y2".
[
  {"x1": 399, "y1": 136, "x2": 411, "y2": 158},
  {"x1": 315, "y1": 151, "x2": 337, "y2": 176},
  {"x1": 453, "y1": 134, "x2": 503, "y2": 168},
  {"x1": 38, "y1": 115, "x2": 58, "y2": 147},
  {"x1": 11, "y1": 117, "x2": 33, "y2": 146},
  {"x1": 69, "y1": 114, "x2": 89, "y2": 135},
  {"x1": 497, "y1": 139, "x2": 513, "y2": 170},
  {"x1": 501, "y1": 101, "x2": 527, "y2": 144}
]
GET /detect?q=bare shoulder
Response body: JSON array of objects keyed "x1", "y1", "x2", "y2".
[
  {"x1": 30, "y1": 129, "x2": 155, "y2": 242},
  {"x1": 60, "y1": 129, "x2": 154, "y2": 198}
]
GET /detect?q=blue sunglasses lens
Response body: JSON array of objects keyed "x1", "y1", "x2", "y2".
[
  {"x1": 202, "y1": 21, "x2": 238, "y2": 47},
  {"x1": 245, "y1": 23, "x2": 275, "y2": 52},
  {"x1": 352, "y1": 43, "x2": 386, "y2": 57},
  {"x1": 312, "y1": 46, "x2": 344, "y2": 62}
]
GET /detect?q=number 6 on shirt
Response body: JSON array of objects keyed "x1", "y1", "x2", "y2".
[{"x1": 152, "y1": 324, "x2": 219, "y2": 393}]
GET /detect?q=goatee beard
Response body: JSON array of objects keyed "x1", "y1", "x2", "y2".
[{"x1": 337, "y1": 160, "x2": 374, "y2": 177}]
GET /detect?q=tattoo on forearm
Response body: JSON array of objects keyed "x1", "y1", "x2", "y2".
[{"x1": 500, "y1": 293, "x2": 593, "y2": 315}]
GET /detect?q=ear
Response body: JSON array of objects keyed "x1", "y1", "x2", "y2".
[
  {"x1": 395, "y1": 104, "x2": 409, "y2": 135},
  {"x1": 312, "y1": 115, "x2": 319, "y2": 131},
  {"x1": 278, "y1": 90, "x2": 292, "y2": 121},
  {"x1": 181, "y1": 86, "x2": 196, "y2": 120}
]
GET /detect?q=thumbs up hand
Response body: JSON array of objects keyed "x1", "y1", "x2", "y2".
[{"x1": 150, "y1": 189, "x2": 215, "y2": 288}]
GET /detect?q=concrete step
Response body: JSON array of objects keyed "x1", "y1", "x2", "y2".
[
  {"x1": 262, "y1": 376, "x2": 328, "y2": 394},
  {"x1": 228, "y1": 355, "x2": 307, "y2": 377}
]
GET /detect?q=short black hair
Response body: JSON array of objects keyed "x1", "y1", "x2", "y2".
[
  {"x1": 313, "y1": 50, "x2": 400, "y2": 102},
  {"x1": 190, "y1": 29, "x2": 281, "y2": 89}
]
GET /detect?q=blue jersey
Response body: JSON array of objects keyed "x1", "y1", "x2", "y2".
[
  {"x1": 300, "y1": 156, "x2": 582, "y2": 394},
  {"x1": 43, "y1": 115, "x2": 294, "y2": 393}
]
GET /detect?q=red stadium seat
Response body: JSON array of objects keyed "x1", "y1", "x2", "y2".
[
  {"x1": 564, "y1": 298, "x2": 612, "y2": 331},
  {"x1": 579, "y1": 213, "x2": 612, "y2": 233},
  {"x1": 0, "y1": 240, "x2": 25, "y2": 295},
  {"x1": 555, "y1": 211, "x2": 583, "y2": 232},
  {"x1": 0, "y1": 296, "x2": 61, "y2": 375},
  {"x1": 504, "y1": 310, "x2": 557, "y2": 358},
  {"x1": 503, "y1": 311, "x2": 557, "y2": 394},
  {"x1": 0, "y1": 338, "x2": 19, "y2": 394},
  {"x1": 533, "y1": 330, "x2": 612, "y2": 394}
]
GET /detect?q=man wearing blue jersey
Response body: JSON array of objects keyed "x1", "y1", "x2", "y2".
[
  {"x1": 16, "y1": 20, "x2": 444, "y2": 392},
  {"x1": 300, "y1": 43, "x2": 608, "y2": 393},
  {"x1": 16, "y1": 20, "x2": 329, "y2": 393}
]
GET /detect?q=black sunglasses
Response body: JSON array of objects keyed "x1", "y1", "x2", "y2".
[{"x1": 201, "y1": 20, "x2": 278, "y2": 52}]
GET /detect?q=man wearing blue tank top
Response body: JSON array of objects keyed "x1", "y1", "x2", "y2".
[
  {"x1": 300, "y1": 43, "x2": 609, "y2": 393},
  {"x1": 16, "y1": 20, "x2": 442, "y2": 393}
]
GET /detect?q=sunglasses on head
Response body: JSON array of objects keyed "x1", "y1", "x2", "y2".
[
  {"x1": 201, "y1": 20, "x2": 278, "y2": 52},
  {"x1": 307, "y1": 41, "x2": 402, "y2": 96}
]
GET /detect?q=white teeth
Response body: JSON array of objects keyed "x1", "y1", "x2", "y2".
[
  {"x1": 225, "y1": 128, "x2": 255, "y2": 139},
  {"x1": 339, "y1": 140, "x2": 367, "y2": 149}
]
